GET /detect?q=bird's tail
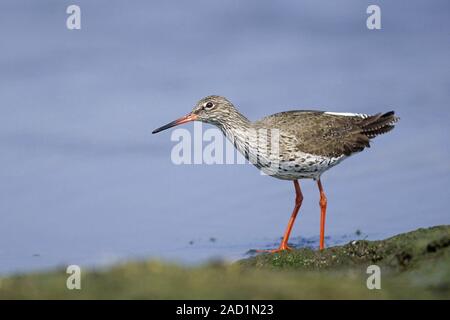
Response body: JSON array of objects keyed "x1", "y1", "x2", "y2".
[{"x1": 359, "y1": 111, "x2": 399, "y2": 139}]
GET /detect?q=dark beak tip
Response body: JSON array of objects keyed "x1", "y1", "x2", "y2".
[
  {"x1": 152, "y1": 113, "x2": 197, "y2": 135},
  {"x1": 152, "y1": 127, "x2": 164, "y2": 134}
]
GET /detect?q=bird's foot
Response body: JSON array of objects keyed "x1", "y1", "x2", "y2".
[{"x1": 255, "y1": 243, "x2": 293, "y2": 253}]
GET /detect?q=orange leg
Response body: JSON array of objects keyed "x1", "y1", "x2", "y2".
[
  {"x1": 257, "y1": 180, "x2": 303, "y2": 253},
  {"x1": 317, "y1": 179, "x2": 327, "y2": 250}
]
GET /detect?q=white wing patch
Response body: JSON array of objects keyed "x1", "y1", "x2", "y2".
[{"x1": 325, "y1": 112, "x2": 369, "y2": 118}]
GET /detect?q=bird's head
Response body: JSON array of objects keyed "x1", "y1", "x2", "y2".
[{"x1": 152, "y1": 95, "x2": 237, "y2": 134}]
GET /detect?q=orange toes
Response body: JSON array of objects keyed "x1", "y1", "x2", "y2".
[{"x1": 255, "y1": 243, "x2": 293, "y2": 253}]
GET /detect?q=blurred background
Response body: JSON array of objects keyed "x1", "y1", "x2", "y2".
[{"x1": 0, "y1": 0, "x2": 449, "y2": 274}]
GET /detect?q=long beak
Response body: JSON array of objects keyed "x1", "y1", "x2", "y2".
[{"x1": 152, "y1": 113, "x2": 198, "y2": 134}]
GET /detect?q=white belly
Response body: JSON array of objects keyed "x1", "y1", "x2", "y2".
[{"x1": 257, "y1": 152, "x2": 347, "y2": 180}]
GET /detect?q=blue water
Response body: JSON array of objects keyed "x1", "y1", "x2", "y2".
[{"x1": 0, "y1": 0, "x2": 449, "y2": 274}]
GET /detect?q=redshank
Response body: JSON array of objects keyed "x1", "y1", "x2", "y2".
[{"x1": 152, "y1": 96, "x2": 399, "y2": 252}]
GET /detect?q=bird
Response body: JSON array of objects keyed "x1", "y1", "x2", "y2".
[{"x1": 152, "y1": 95, "x2": 399, "y2": 252}]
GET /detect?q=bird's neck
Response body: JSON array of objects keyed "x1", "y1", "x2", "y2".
[
  {"x1": 215, "y1": 111, "x2": 263, "y2": 162},
  {"x1": 215, "y1": 109, "x2": 251, "y2": 140},
  {"x1": 217, "y1": 109, "x2": 251, "y2": 131}
]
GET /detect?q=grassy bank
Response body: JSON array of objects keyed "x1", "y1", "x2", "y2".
[{"x1": 1, "y1": 226, "x2": 449, "y2": 299}]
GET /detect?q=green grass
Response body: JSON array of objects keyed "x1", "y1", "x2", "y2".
[{"x1": 1, "y1": 226, "x2": 449, "y2": 299}]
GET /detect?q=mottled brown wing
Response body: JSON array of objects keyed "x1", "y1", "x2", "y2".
[{"x1": 256, "y1": 111, "x2": 398, "y2": 158}]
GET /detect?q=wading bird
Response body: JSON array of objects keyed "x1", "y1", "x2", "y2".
[{"x1": 152, "y1": 96, "x2": 398, "y2": 252}]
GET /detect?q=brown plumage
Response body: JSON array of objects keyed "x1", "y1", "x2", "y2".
[
  {"x1": 152, "y1": 95, "x2": 399, "y2": 252},
  {"x1": 256, "y1": 110, "x2": 399, "y2": 158}
]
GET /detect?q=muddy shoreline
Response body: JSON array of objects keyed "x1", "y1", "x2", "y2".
[{"x1": 1, "y1": 226, "x2": 449, "y2": 299}]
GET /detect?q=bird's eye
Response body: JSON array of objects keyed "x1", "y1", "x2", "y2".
[{"x1": 204, "y1": 102, "x2": 214, "y2": 109}]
